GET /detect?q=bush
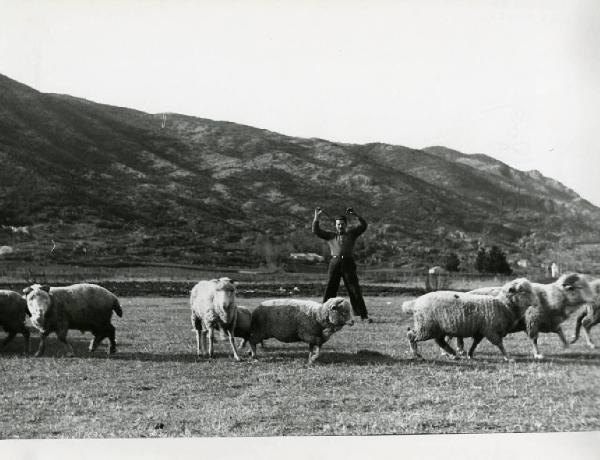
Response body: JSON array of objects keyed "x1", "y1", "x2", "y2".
[
  {"x1": 443, "y1": 253, "x2": 460, "y2": 272},
  {"x1": 474, "y1": 246, "x2": 512, "y2": 275}
]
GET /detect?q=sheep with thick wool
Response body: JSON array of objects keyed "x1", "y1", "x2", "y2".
[
  {"x1": 0, "y1": 289, "x2": 31, "y2": 353},
  {"x1": 570, "y1": 278, "x2": 600, "y2": 349},
  {"x1": 190, "y1": 277, "x2": 240, "y2": 361},
  {"x1": 466, "y1": 273, "x2": 594, "y2": 359},
  {"x1": 248, "y1": 297, "x2": 354, "y2": 364},
  {"x1": 407, "y1": 278, "x2": 535, "y2": 361},
  {"x1": 23, "y1": 283, "x2": 122, "y2": 357}
]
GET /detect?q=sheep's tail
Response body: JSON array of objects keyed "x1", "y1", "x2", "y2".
[
  {"x1": 402, "y1": 299, "x2": 416, "y2": 314},
  {"x1": 113, "y1": 298, "x2": 123, "y2": 317}
]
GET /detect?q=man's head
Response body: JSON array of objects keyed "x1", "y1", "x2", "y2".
[{"x1": 335, "y1": 215, "x2": 347, "y2": 234}]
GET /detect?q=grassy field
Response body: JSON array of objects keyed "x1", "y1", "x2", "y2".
[{"x1": 1, "y1": 294, "x2": 600, "y2": 439}]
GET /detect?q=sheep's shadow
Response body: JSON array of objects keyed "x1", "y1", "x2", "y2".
[
  {"x1": 531, "y1": 351, "x2": 600, "y2": 366},
  {"x1": 250, "y1": 349, "x2": 409, "y2": 366}
]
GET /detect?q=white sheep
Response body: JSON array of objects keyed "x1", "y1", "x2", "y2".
[
  {"x1": 190, "y1": 277, "x2": 240, "y2": 361},
  {"x1": 23, "y1": 283, "x2": 122, "y2": 357},
  {"x1": 403, "y1": 298, "x2": 466, "y2": 358},
  {"x1": 570, "y1": 278, "x2": 600, "y2": 349},
  {"x1": 0, "y1": 289, "x2": 31, "y2": 353},
  {"x1": 467, "y1": 273, "x2": 594, "y2": 359},
  {"x1": 248, "y1": 297, "x2": 354, "y2": 364},
  {"x1": 407, "y1": 278, "x2": 536, "y2": 362}
]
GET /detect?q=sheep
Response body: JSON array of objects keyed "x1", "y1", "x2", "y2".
[
  {"x1": 248, "y1": 297, "x2": 354, "y2": 364},
  {"x1": 570, "y1": 278, "x2": 600, "y2": 349},
  {"x1": 467, "y1": 273, "x2": 594, "y2": 359},
  {"x1": 190, "y1": 277, "x2": 240, "y2": 361},
  {"x1": 406, "y1": 278, "x2": 536, "y2": 362},
  {"x1": 403, "y1": 298, "x2": 468, "y2": 358},
  {"x1": 23, "y1": 283, "x2": 122, "y2": 357},
  {"x1": 0, "y1": 289, "x2": 31, "y2": 353}
]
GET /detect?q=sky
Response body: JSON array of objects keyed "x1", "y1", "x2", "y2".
[{"x1": 1, "y1": 0, "x2": 599, "y2": 205}]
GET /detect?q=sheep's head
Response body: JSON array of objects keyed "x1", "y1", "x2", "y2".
[
  {"x1": 213, "y1": 277, "x2": 236, "y2": 322},
  {"x1": 23, "y1": 284, "x2": 52, "y2": 329},
  {"x1": 324, "y1": 297, "x2": 354, "y2": 330},
  {"x1": 557, "y1": 273, "x2": 594, "y2": 306},
  {"x1": 501, "y1": 278, "x2": 535, "y2": 311}
]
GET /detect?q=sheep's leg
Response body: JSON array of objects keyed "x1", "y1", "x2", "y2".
[
  {"x1": 249, "y1": 341, "x2": 258, "y2": 360},
  {"x1": 194, "y1": 329, "x2": 202, "y2": 357},
  {"x1": 554, "y1": 326, "x2": 568, "y2": 349},
  {"x1": 34, "y1": 332, "x2": 50, "y2": 357},
  {"x1": 57, "y1": 331, "x2": 75, "y2": 357},
  {"x1": 21, "y1": 327, "x2": 30, "y2": 354},
  {"x1": 107, "y1": 324, "x2": 117, "y2": 355},
  {"x1": 570, "y1": 310, "x2": 587, "y2": 345},
  {"x1": 434, "y1": 337, "x2": 458, "y2": 360},
  {"x1": 192, "y1": 314, "x2": 203, "y2": 356},
  {"x1": 89, "y1": 334, "x2": 104, "y2": 352},
  {"x1": 530, "y1": 337, "x2": 543, "y2": 360},
  {"x1": 225, "y1": 328, "x2": 241, "y2": 361},
  {"x1": 581, "y1": 319, "x2": 596, "y2": 349},
  {"x1": 583, "y1": 326, "x2": 596, "y2": 349},
  {"x1": 496, "y1": 341, "x2": 514, "y2": 363},
  {"x1": 308, "y1": 344, "x2": 321, "y2": 364},
  {"x1": 487, "y1": 333, "x2": 514, "y2": 362},
  {"x1": 440, "y1": 336, "x2": 451, "y2": 356},
  {"x1": 525, "y1": 309, "x2": 543, "y2": 359},
  {"x1": 467, "y1": 335, "x2": 483, "y2": 359},
  {"x1": 207, "y1": 328, "x2": 215, "y2": 358},
  {"x1": 199, "y1": 330, "x2": 208, "y2": 357},
  {"x1": 456, "y1": 337, "x2": 466, "y2": 356},
  {"x1": 407, "y1": 329, "x2": 423, "y2": 359}
]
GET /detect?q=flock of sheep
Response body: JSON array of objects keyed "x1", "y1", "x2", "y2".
[
  {"x1": 0, "y1": 272, "x2": 599, "y2": 363},
  {"x1": 403, "y1": 273, "x2": 600, "y2": 361}
]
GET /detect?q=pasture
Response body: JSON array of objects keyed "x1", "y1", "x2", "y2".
[{"x1": 1, "y1": 294, "x2": 600, "y2": 439}]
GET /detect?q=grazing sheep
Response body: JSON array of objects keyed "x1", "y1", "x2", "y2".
[
  {"x1": 248, "y1": 297, "x2": 354, "y2": 364},
  {"x1": 190, "y1": 277, "x2": 240, "y2": 361},
  {"x1": 570, "y1": 278, "x2": 600, "y2": 349},
  {"x1": 468, "y1": 273, "x2": 594, "y2": 359},
  {"x1": 0, "y1": 289, "x2": 31, "y2": 353},
  {"x1": 407, "y1": 278, "x2": 535, "y2": 362},
  {"x1": 23, "y1": 283, "x2": 122, "y2": 357}
]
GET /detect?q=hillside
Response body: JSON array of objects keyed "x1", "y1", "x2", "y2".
[{"x1": 1, "y1": 73, "x2": 599, "y2": 271}]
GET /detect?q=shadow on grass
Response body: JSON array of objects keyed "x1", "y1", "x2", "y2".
[{"x1": 5, "y1": 333, "x2": 599, "y2": 367}]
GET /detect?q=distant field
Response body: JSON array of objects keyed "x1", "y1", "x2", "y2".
[{"x1": 1, "y1": 294, "x2": 600, "y2": 438}]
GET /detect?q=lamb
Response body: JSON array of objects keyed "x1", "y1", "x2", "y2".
[
  {"x1": 467, "y1": 273, "x2": 594, "y2": 359},
  {"x1": 190, "y1": 277, "x2": 240, "y2": 361},
  {"x1": 570, "y1": 278, "x2": 600, "y2": 349},
  {"x1": 407, "y1": 278, "x2": 536, "y2": 362},
  {"x1": 23, "y1": 283, "x2": 122, "y2": 357},
  {"x1": 248, "y1": 297, "x2": 354, "y2": 364},
  {"x1": 0, "y1": 289, "x2": 31, "y2": 353}
]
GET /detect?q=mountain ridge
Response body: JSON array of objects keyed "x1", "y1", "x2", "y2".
[{"x1": 1, "y1": 72, "x2": 599, "y2": 271}]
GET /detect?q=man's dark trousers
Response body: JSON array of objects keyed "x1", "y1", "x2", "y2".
[{"x1": 322, "y1": 255, "x2": 368, "y2": 318}]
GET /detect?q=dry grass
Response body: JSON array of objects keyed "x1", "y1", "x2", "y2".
[{"x1": 1, "y1": 295, "x2": 600, "y2": 439}]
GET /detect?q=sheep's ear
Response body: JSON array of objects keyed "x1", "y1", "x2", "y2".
[
  {"x1": 22, "y1": 286, "x2": 32, "y2": 295},
  {"x1": 40, "y1": 285, "x2": 51, "y2": 292}
]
